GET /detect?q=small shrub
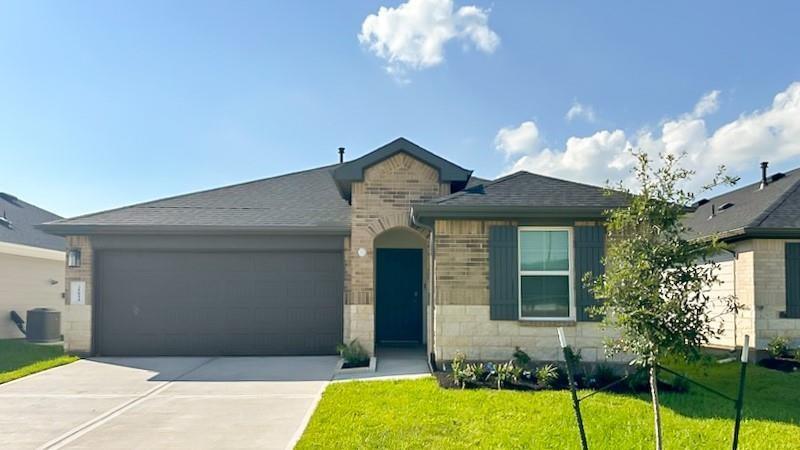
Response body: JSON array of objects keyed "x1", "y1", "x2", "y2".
[
  {"x1": 564, "y1": 345, "x2": 582, "y2": 366},
  {"x1": 450, "y1": 352, "x2": 469, "y2": 388},
  {"x1": 535, "y1": 364, "x2": 559, "y2": 389},
  {"x1": 767, "y1": 336, "x2": 792, "y2": 358},
  {"x1": 512, "y1": 347, "x2": 531, "y2": 368},
  {"x1": 336, "y1": 339, "x2": 369, "y2": 366},
  {"x1": 590, "y1": 363, "x2": 618, "y2": 389},
  {"x1": 795, "y1": 347, "x2": 800, "y2": 361},
  {"x1": 626, "y1": 368, "x2": 649, "y2": 392},
  {"x1": 494, "y1": 361, "x2": 520, "y2": 390},
  {"x1": 466, "y1": 362, "x2": 488, "y2": 383}
]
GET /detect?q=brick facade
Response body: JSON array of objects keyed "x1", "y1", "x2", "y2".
[
  {"x1": 751, "y1": 239, "x2": 800, "y2": 348},
  {"x1": 344, "y1": 152, "x2": 448, "y2": 354},
  {"x1": 63, "y1": 235, "x2": 93, "y2": 354},
  {"x1": 433, "y1": 219, "x2": 616, "y2": 362}
]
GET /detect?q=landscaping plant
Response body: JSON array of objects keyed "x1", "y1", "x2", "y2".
[
  {"x1": 450, "y1": 351, "x2": 469, "y2": 388},
  {"x1": 535, "y1": 364, "x2": 559, "y2": 389},
  {"x1": 766, "y1": 336, "x2": 792, "y2": 359},
  {"x1": 336, "y1": 339, "x2": 369, "y2": 367},
  {"x1": 512, "y1": 346, "x2": 531, "y2": 368},
  {"x1": 590, "y1": 363, "x2": 617, "y2": 389},
  {"x1": 494, "y1": 361, "x2": 520, "y2": 390},
  {"x1": 466, "y1": 362, "x2": 488, "y2": 384},
  {"x1": 587, "y1": 151, "x2": 739, "y2": 450}
]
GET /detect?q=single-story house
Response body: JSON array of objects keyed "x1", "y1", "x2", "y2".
[
  {"x1": 0, "y1": 192, "x2": 65, "y2": 339},
  {"x1": 41, "y1": 137, "x2": 628, "y2": 361},
  {"x1": 685, "y1": 163, "x2": 800, "y2": 351}
]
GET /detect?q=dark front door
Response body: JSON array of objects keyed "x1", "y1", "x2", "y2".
[{"x1": 376, "y1": 248, "x2": 423, "y2": 343}]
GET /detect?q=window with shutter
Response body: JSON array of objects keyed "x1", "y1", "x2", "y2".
[
  {"x1": 489, "y1": 225, "x2": 519, "y2": 320},
  {"x1": 518, "y1": 227, "x2": 574, "y2": 320}
]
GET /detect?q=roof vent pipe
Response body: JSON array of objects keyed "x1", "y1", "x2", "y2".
[
  {"x1": 338, "y1": 147, "x2": 345, "y2": 164},
  {"x1": 760, "y1": 161, "x2": 769, "y2": 189}
]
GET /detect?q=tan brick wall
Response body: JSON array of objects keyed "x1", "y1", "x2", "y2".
[
  {"x1": 705, "y1": 242, "x2": 755, "y2": 349},
  {"x1": 63, "y1": 236, "x2": 93, "y2": 354},
  {"x1": 751, "y1": 239, "x2": 800, "y2": 348},
  {"x1": 433, "y1": 219, "x2": 620, "y2": 362},
  {"x1": 345, "y1": 152, "x2": 447, "y2": 353}
]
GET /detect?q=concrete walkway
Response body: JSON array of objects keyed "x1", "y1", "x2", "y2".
[
  {"x1": 333, "y1": 346, "x2": 431, "y2": 382},
  {"x1": 0, "y1": 356, "x2": 337, "y2": 450}
]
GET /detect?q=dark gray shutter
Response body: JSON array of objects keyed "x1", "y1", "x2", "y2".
[
  {"x1": 574, "y1": 225, "x2": 605, "y2": 321},
  {"x1": 489, "y1": 225, "x2": 519, "y2": 320},
  {"x1": 785, "y1": 243, "x2": 800, "y2": 318}
]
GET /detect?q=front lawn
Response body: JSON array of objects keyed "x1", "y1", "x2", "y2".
[
  {"x1": 298, "y1": 360, "x2": 799, "y2": 449},
  {"x1": 0, "y1": 339, "x2": 78, "y2": 384}
]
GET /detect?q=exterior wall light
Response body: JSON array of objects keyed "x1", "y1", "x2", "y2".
[
  {"x1": 67, "y1": 249, "x2": 81, "y2": 268},
  {"x1": 357, "y1": 248, "x2": 367, "y2": 257}
]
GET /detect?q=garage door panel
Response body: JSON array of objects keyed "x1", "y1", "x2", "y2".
[{"x1": 97, "y1": 250, "x2": 343, "y2": 356}]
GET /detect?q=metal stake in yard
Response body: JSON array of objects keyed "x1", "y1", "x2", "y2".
[
  {"x1": 559, "y1": 327, "x2": 589, "y2": 450},
  {"x1": 732, "y1": 334, "x2": 749, "y2": 450}
]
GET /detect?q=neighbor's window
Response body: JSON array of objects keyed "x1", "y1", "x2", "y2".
[{"x1": 519, "y1": 228, "x2": 573, "y2": 319}]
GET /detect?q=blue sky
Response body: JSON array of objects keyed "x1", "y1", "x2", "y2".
[{"x1": 1, "y1": 1, "x2": 799, "y2": 217}]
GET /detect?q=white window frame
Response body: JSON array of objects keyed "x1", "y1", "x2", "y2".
[{"x1": 517, "y1": 226, "x2": 576, "y2": 321}]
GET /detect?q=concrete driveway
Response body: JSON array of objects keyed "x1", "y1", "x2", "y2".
[{"x1": 0, "y1": 356, "x2": 338, "y2": 450}]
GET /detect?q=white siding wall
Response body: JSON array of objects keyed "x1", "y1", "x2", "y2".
[{"x1": 0, "y1": 244, "x2": 65, "y2": 339}]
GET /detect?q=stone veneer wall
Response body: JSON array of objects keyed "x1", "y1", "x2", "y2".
[
  {"x1": 63, "y1": 235, "x2": 93, "y2": 354},
  {"x1": 345, "y1": 152, "x2": 448, "y2": 354},
  {"x1": 751, "y1": 239, "x2": 800, "y2": 348},
  {"x1": 433, "y1": 219, "x2": 617, "y2": 362}
]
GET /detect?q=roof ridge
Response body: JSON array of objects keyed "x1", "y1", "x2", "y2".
[
  {"x1": 704, "y1": 166, "x2": 800, "y2": 202},
  {"x1": 45, "y1": 163, "x2": 341, "y2": 225},
  {"x1": 750, "y1": 175, "x2": 800, "y2": 228},
  {"x1": 342, "y1": 137, "x2": 473, "y2": 174}
]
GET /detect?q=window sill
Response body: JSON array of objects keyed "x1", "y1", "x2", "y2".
[{"x1": 517, "y1": 319, "x2": 577, "y2": 327}]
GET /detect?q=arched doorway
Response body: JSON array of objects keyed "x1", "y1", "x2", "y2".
[{"x1": 374, "y1": 227, "x2": 427, "y2": 344}]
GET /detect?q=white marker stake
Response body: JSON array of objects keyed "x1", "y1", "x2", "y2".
[
  {"x1": 741, "y1": 335, "x2": 750, "y2": 363},
  {"x1": 557, "y1": 327, "x2": 567, "y2": 349}
]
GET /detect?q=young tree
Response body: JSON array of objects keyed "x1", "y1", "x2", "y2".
[{"x1": 588, "y1": 151, "x2": 739, "y2": 450}]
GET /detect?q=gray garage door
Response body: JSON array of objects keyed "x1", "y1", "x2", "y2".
[{"x1": 95, "y1": 250, "x2": 343, "y2": 356}]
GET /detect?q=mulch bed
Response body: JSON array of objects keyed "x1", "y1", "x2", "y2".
[
  {"x1": 341, "y1": 360, "x2": 370, "y2": 369},
  {"x1": 434, "y1": 370, "x2": 683, "y2": 394},
  {"x1": 758, "y1": 357, "x2": 800, "y2": 373}
]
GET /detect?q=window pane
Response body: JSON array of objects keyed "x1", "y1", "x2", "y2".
[
  {"x1": 521, "y1": 275, "x2": 570, "y2": 318},
  {"x1": 520, "y1": 230, "x2": 569, "y2": 271}
]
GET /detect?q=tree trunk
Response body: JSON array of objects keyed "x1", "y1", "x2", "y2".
[{"x1": 649, "y1": 365, "x2": 663, "y2": 450}]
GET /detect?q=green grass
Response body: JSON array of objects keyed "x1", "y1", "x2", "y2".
[
  {"x1": 0, "y1": 339, "x2": 78, "y2": 384},
  {"x1": 297, "y1": 360, "x2": 799, "y2": 449}
]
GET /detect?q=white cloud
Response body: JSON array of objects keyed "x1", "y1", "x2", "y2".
[
  {"x1": 494, "y1": 121, "x2": 539, "y2": 156},
  {"x1": 690, "y1": 90, "x2": 721, "y2": 119},
  {"x1": 565, "y1": 101, "x2": 596, "y2": 122},
  {"x1": 505, "y1": 82, "x2": 800, "y2": 191},
  {"x1": 358, "y1": 0, "x2": 499, "y2": 80}
]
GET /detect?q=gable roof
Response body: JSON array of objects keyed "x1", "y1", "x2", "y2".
[
  {"x1": 415, "y1": 171, "x2": 629, "y2": 218},
  {"x1": 683, "y1": 167, "x2": 800, "y2": 240},
  {"x1": 332, "y1": 137, "x2": 472, "y2": 201},
  {"x1": 0, "y1": 193, "x2": 65, "y2": 251},
  {"x1": 41, "y1": 165, "x2": 352, "y2": 235}
]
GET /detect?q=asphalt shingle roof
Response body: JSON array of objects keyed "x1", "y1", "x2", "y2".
[
  {"x1": 683, "y1": 167, "x2": 800, "y2": 239},
  {"x1": 423, "y1": 171, "x2": 629, "y2": 209},
  {"x1": 0, "y1": 193, "x2": 64, "y2": 251},
  {"x1": 44, "y1": 165, "x2": 352, "y2": 231}
]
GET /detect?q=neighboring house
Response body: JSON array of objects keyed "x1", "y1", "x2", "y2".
[
  {"x1": 41, "y1": 138, "x2": 627, "y2": 361},
  {"x1": 0, "y1": 192, "x2": 65, "y2": 339},
  {"x1": 685, "y1": 163, "x2": 800, "y2": 351}
]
